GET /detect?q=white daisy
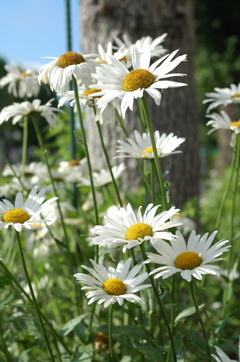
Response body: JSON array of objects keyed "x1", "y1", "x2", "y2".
[
  {"x1": 0, "y1": 186, "x2": 58, "y2": 232},
  {"x1": 206, "y1": 110, "x2": 240, "y2": 134},
  {"x1": 203, "y1": 83, "x2": 240, "y2": 113},
  {"x1": 172, "y1": 213, "x2": 196, "y2": 235},
  {"x1": 91, "y1": 203, "x2": 181, "y2": 253},
  {"x1": 146, "y1": 230, "x2": 230, "y2": 282},
  {"x1": 57, "y1": 158, "x2": 88, "y2": 182},
  {"x1": 38, "y1": 51, "x2": 98, "y2": 95},
  {"x1": 114, "y1": 33, "x2": 168, "y2": 59},
  {"x1": 91, "y1": 46, "x2": 187, "y2": 118},
  {"x1": 116, "y1": 130, "x2": 185, "y2": 159},
  {"x1": 2, "y1": 162, "x2": 47, "y2": 181},
  {"x1": 0, "y1": 99, "x2": 63, "y2": 127},
  {"x1": 58, "y1": 87, "x2": 121, "y2": 124},
  {"x1": 212, "y1": 346, "x2": 237, "y2": 362},
  {"x1": 0, "y1": 64, "x2": 40, "y2": 98},
  {"x1": 78, "y1": 163, "x2": 126, "y2": 187},
  {"x1": 74, "y1": 258, "x2": 151, "y2": 308}
]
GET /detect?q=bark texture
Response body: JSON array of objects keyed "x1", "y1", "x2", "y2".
[{"x1": 80, "y1": 0, "x2": 200, "y2": 209}]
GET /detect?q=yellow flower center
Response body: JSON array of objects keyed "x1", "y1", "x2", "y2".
[
  {"x1": 96, "y1": 332, "x2": 109, "y2": 345},
  {"x1": 2, "y1": 208, "x2": 30, "y2": 224},
  {"x1": 57, "y1": 51, "x2": 86, "y2": 68},
  {"x1": 103, "y1": 278, "x2": 127, "y2": 295},
  {"x1": 122, "y1": 69, "x2": 155, "y2": 92},
  {"x1": 20, "y1": 72, "x2": 31, "y2": 77},
  {"x1": 68, "y1": 159, "x2": 79, "y2": 166},
  {"x1": 175, "y1": 252, "x2": 202, "y2": 270},
  {"x1": 83, "y1": 88, "x2": 102, "y2": 98},
  {"x1": 174, "y1": 213, "x2": 183, "y2": 218},
  {"x1": 125, "y1": 222, "x2": 153, "y2": 241},
  {"x1": 141, "y1": 146, "x2": 153, "y2": 155},
  {"x1": 118, "y1": 56, "x2": 127, "y2": 62},
  {"x1": 230, "y1": 93, "x2": 240, "y2": 99},
  {"x1": 229, "y1": 121, "x2": 240, "y2": 129}
]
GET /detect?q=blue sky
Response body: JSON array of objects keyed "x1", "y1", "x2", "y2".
[{"x1": 0, "y1": 0, "x2": 81, "y2": 70}]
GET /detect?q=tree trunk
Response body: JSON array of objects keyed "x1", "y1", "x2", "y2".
[{"x1": 80, "y1": 0, "x2": 200, "y2": 209}]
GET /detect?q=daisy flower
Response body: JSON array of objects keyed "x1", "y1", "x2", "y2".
[
  {"x1": 116, "y1": 130, "x2": 185, "y2": 159},
  {"x1": 114, "y1": 33, "x2": 168, "y2": 59},
  {"x1": 0, "y1": 186, "x2": 58, "y2": 232},
  {"x1": 91, "y1": 203, "x2": 181, "y2": 253},
  {"x1": 78, "y1": 163, "x2": 126, "y2": 187},
  {"x1": 203, "y1": 83, "x2": 240, "y2": 113},
  {"x1": 212, "y1": 346, "x2": 238, "y2": 362},
  {"x1": 58, "y1": 87, "x2": 121, "y2": 124},
  {"x1": 0, "y1": 64, "x2": 40, "y2": 98},
  {"x1": 38, "y1": 51, "x2": 98, "y2": 94},
  {"x1": 57, "y1": 158, "x2": 88, "y2": 182},
  {"x1": 74, "y1": 258, "x2": 151, "y2": 308},
  {"x1": 146, "y1": 230, "x2": 230, "y2": 282},
  {"x1": 91, "y1": 46, "x2": 187, "y2": 118},
  {"x1": 206, "y1": 110, "x2": 240, "y2": 135},
  {"x1": 0, "y1": 99, "x2": 63, "y2": 127}
]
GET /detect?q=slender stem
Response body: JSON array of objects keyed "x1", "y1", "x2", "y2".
[
  {"x1": 0, "y1": 324, "x2": 13, "y2": 362},
  {"x1": 150, "y1": 160, "x2": 156, "y2": 205},
  {"x1": 71, "y1": 77, "x2": 99, "y2": 231},
  {"x1": 96, "y1": 120, "x2": 123, "y2": 207},
  {"x1": 215, "y1": 135, "x2": 239, "y2": 229},
  {"x1": 15, "y1": 231, "x2": 55, "y2": 361},
  {"x1": 108, "y1": 303, "x2": 114, "y2": 362},
  {"x1": 21, "y1": 116, "x2": 28, "y2": 172},
  {"x1": 190, "y1": 280, "x2": 211, "y2": 362},
  {"x1": 140, "y1": 244, "x2": 177, "y2": 362},
  {"x1": 140, "y1": 97, "x2": 168, "y2": 210},
  {"x1": 32, "y1": 117, "x2": 69, "y2": 249},
  {"x1": 0, "y1": 260, "x2": 72, "y2": 356},
  {"x1": 0, "y1": 148, "x2": 25, "y2": 190}
]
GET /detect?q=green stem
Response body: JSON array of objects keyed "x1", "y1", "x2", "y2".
[
  {"x1": 140, "y1": 244, "x2": 177, "y2": 362},
  {"x1": 0, "y1": 260, "x2": 72, "y2": 356},
  {"x1": 222, "y1": 134, "x2": 240, "y2": 316},
  {"x1": 96, "y1": 120, "x2": 123, "y2": 207},
  {"x1": 190, "y1": 280, "x2": 211, "y2": 362},
  {"x1": 215, "y1": 135, "x2": 239, "y2": 229},
  {"x1": 140, "y1": 97, "x2": 168, "y2": 210},
  {"x1": 150, "y1": 160, "x2": 156, "y2": 205},
  {"x1": 32, "y1": 117, "x2": 69, "y2": 249},
  {"x1": 15, "y1": 231, "x2": 55, "y2": 361},
  {"x1": 108, "y1": 303, "x2": 114, "y2": 362},
  {"x1": 71, "y1": 77, "x2": 99, "y2": 251},
  {"x1": 0, "y1": 148, "x2": 25, "y2": 190},
  {"x1": 21, "y1": 116, "x2": 28, "y2": 172}
]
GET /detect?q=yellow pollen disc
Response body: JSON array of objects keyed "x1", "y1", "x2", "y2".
[
  {"x1": 122, "y1": 69, "x2": 155, "y2": 92},
  {"x1": 174, "y1": 213, "x2": 183, "y2": 218},
  {"x1": 125, "y1": 222, "x2": 153, "y2": 241},
  {"x1": 230, "y1": 93, "x2": 240, "y2": 99},
  {"x1": 141, "y1": 146, "x2": 153, "y2": 155},
  {"x1": 2, "y1": 208, "x2": 30, "y2": 224},
  {"x1": 96, "y1": 332, "x2": 109, "y2": 344},
  {"x1": 57, "y1": 51, "x2": 86, "y2": 68},
  {"x1": 229, "y1": 121, "x2": 240, "y2": 129},
  {"x1": 103, "y1": 278, "x2": 127, "y2": 295},
  {"x1": 175, "y1": 252, "x2": 202, "y2": 270},
  {"x1": 95, "y1": 59, "x2": 107, "y2": 64},
  {"x1": 68, "y1": 159, "x2": 79, "y2": 166},
  {"x1": 83, "y1": 88, "x2": 102, "y2": 98},
  {"x1": 20, "y1": 72, "x2": 31, "y2": 77},
  {"x1": 118, "y1": 56, "x2": 127, "y2": 62}
]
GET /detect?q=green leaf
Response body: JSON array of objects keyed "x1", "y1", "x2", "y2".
[
  {"x1": 97, "y1": 324, "x2": 147, "y2": 339},
  {"x1": 60, "y1": 313, "x2": 89, "y2": 336},
  {"x1": 71, "y1": 353, "x2": 93, "y2": 362},
  {"x1": 131, "y1": 340, "x2": 164, "y2": 361},
  {"x1": 174, "y1": 304, "x2": 205, "y2": 325}
]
